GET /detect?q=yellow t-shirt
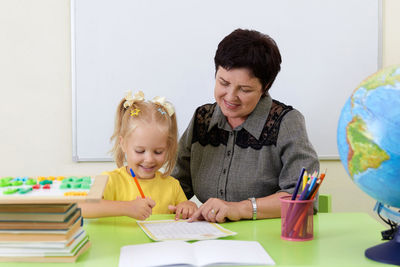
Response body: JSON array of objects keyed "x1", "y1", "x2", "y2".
[{"x1": 102, "y1": 167, "x2": 187, "y2": 214}]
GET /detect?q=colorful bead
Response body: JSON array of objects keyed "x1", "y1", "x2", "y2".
[
  {"x1": 3, "y1": 188, "x2": 18, "y2": 195},
  {"x1": 25, "y1": 179, "x2": 37, "y2": 185},
  {"x1": 43, "y1": 184, "x2": 51, "y2": 189},
  {"x1": 18, "y1": 187, "x2": 33, "y2": 194},
  {"x1": 39, "y1": 180, "x2": 53, "y2": 185},
  {"x1": 32, "y1": 184, "x2": 40, "y2": 189},
  {"x1": 64, "y1": 191, "x2": 88, "y2": 196}
]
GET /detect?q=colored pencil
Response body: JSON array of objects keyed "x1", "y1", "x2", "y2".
[
  {"x1": 306, "y1": 176, "x2": 318, "y2": 199},
  {"x1": 285, "y1": 169, "x2": 328, "y2": 239},
  {"x1": 130, "y1": 168, "x2": 145, "y2": 198},
  {"x1": 292, "y1": 167, "x2": 305, "y2": 200},
  {"x1": 299, "y1": 183, "x2": 310, "y2": 200},
  {"x1": 302, "y1": 171, "x2": 308, "y2": 190},
  {"x1": 284, "y1": 168, "x2": 306, "y2": 235},
  {"x1": 310, "y1": 171, "x2": 326, "y2": 200}
]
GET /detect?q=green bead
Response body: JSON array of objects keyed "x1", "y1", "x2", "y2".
[
  {"x1": 81, "y1": 177, "x2": 91, "y2": 183},
  {"x1": 11, "y1": 181, "x2": 23, "y2": 186},
  {"x1": 18, "y1": 187, "x2": 33, "y2": 194},
  {"x1": 3, "y1": 188, "x2": 18, "y2": 195},
  {"x1": 39, "y1": 180, "x2": 53, "y2": 185},
  {"x1": 25, "y1": 179, "x2": 37, "y2": 185},
  {"x1": 0, "y1": 182, "x2": 11, "y2": 187},
  {"x1": 66, "y1": 177, "x2": 76, "y2": 183},
  {"x1": 72, "y1": 183, "x2": 82, "y2": 189},
  {"x1": 81, "y1": 183, "x2": 91, "y2": 189},
  {"x1": 60, "y1": 183, "x2": 71, "y2": 189}
]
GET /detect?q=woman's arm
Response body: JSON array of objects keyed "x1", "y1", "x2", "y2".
[
  {"x1": 188, "y1": 191, "x2": 290, "y2": 223},
  {"x1": 255, "y1": 191, "x2": 290, "y2": 219},
  {"x1": 172, "y1": 111, "x2": 197, "y2": 199}
]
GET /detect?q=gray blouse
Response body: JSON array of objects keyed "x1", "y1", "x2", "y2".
[{"x1": 172, "y1": 94, "x2": 319, "y2": 204}]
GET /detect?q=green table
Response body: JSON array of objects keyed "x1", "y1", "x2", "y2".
[{"x1": 0, "y1": 213, "x2": 395, "y2": 266}]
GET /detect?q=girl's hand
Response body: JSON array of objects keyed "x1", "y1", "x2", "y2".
[
  {"x1": 188, "y1": 198, "x2": 244, "y2": 223},
  {"x1": 168, "y1": 200, "x2": 198, "y2": 220},
  {"x1": 127, "y1": 197, "x2": 156, "y2": 220}
]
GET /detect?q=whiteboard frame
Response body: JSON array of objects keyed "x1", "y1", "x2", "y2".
[
  {"x1": 71, "y1": 0, "x2": 383, "y2": 162},
  {"x1": 71, "y1": 0, "x2": 110, "y2": 162}
]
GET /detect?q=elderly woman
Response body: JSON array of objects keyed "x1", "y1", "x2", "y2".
[{"x1": 172, "y1": 29, "x2": 319, "y2": 222}]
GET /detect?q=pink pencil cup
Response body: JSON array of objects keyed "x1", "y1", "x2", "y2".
[{"x1": 280, "y1": 195, "x2": 314, "y2": 241}]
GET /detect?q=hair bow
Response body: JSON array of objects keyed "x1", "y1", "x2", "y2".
[
  {"x1": 123, "y1": 90, "x2": 144, "y2": 108},
  {"x1": 151, "y1": 96, "x2": 175, "y2": 116}
]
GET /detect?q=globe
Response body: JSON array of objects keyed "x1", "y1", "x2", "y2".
[
  {"x1": 337, "y1": 65, "x2": 400, "y2": 265},
  {"x1": 337, "y1": 65, "x2": 400, "y2": 209}
]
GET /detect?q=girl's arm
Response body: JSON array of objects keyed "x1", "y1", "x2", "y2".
[{"x1": 79, "y1": 197, "x2": 155, "y2": 220}]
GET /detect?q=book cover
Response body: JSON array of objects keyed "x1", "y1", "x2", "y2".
[
  {"x1": 0, "y1": 215, "x2": 82, "y2": 242},
  {"x1": 0, "y1": 236, "x2": 91, "y2": 263},
  {"x1": 0, "y1": 203, "x2": 77, "y2": 222},
  {"x1": 0, "y1": 228, "x2": 87, "y2": 249},
  {"x1": 0, "y1": 241, "x2": 91, "y2": 263},
  {"x1": 0, "y1": 203, "x2": 74, "y2": 213},
  {"x1": 0, "y1": 208, "x2": 81, "y2": 230}
]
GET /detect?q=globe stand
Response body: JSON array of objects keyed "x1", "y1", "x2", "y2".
[
  {"x1": 365, "y1": 202, "x2": 400, "y2": 265},
  {"x1": 365, "y1": 227, "x2": 400, "y2": 265}
]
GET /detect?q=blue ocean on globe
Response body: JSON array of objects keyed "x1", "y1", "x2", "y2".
[{"x1": 337, "y1": 65, "x2": 400, "y2": 208}]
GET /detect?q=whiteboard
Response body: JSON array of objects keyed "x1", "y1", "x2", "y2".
[{"x1": 72, "y1": 0, "x2": 381, "y2": 161}]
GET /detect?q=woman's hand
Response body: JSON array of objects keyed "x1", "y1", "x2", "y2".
[
  {"x1": 181, "y1": 192, "x2": 289, "y2": 223},
  {"x1": 169, "y1": 200, "x2": 198, "y2": 220},
  {"x1": 127, "y1": 197, "x2": 156, "y2": 220},
  {"x1": 188, "y1": 198, "x2": 250, "y2": 223}
]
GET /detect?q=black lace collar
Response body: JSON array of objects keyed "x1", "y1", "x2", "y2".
[
  {"x1": 192, "y1": 96, "x2": 293, "y2": 149},
  {"x1": 208, "y1": 94, "x2": 273, "y2": 140}
]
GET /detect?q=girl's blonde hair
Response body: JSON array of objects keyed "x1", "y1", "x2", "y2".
[{"x1": 110, "y1": 94, "x2": 178, "y2": 177}]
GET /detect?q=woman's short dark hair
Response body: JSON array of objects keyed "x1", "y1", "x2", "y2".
[{"x1": 214, "y1": 28, "x2": 282, "y2": 94}]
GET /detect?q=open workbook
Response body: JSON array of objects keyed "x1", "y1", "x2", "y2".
[{"x1": 119, "y1": 240, "x2": 275, "y2": 267}]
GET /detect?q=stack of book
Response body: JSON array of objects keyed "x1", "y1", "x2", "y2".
[{"x1": 0, "y1": 203, "x2": 90, "y2": 262}]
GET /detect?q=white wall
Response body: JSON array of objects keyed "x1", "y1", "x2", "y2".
[
  {"x1": 0, "y1": 0, "x2": 115, "y2": 176},
  {"x1": 1, "y1": 0, "x2": 399, "y2": 218}
]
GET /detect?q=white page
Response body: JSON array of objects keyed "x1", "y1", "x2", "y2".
[
  {"x1": 137, "y1": 220, "x2": 236, "y2": 241},
  {"x1": 0, "y1": 229, "x2": 85, "y2": 248},
  {"x1": 0, "y1": 235, "x2": 89, "y2": 257},
  {"x1": 119, "y1": 240, "x2": 275, "y2": 267},
  {"x1": 119, "y1": 241, "x2": 196, "y2": 267},
  {"x1": 194, "y1": 240, "x2": 275, "y2": 266}
]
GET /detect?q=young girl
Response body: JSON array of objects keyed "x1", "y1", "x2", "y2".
[{"x1": 80, "y1": 91, "x2": 198, "y2": 220}]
